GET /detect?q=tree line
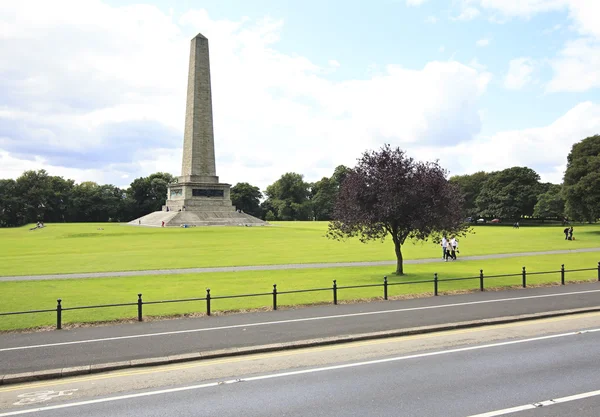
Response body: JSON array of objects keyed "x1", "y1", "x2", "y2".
[
  {"x1": 1, "y1": 135, "x2": 598, "y2": 227},
  {"x1": 449, "y1": 134, "x2": 600, "y2": 223},
  {"x1": 0, "y1": 172, "x2": 175, "y2": 227}
]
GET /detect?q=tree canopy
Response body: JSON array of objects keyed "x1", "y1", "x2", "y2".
[
  {"x1": 449, "y1": 171, "x2": 489, "y2": 218},
  {"x1": 263, "y1": 172, "x2": 312, "y2": 221},
  {"x1": 231, "y1": 182, "x2": 263, "y2": 218},
  {"x1": 533, "y1": 184, "x2": 565, "y2": 220},
  {"x1": 563, "y1": 134, "x2": 600, "y2": 223},
  {"x1": 327, "y1": 144, "x2": 469, "y2": 275},
  {"x1": 475, "y1": 167, "x2": 541, "y2": 220},
  {"x1": 3, "y1": 134, "x2": 599, "y2": 227}
]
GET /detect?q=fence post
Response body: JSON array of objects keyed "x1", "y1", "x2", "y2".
[
  {"x1": 561, "y1": 264, "x2": 565, "y2": 285},
  {"x1": 383, "y1": 276, "x2": 388, "y2": 300},
  {"x1": 333, "y1": 280, "x2": 338, "y2": 305},
  {"x1": 206, "y1": 288, "x2": 211, "y2": 316},
  {"x1": 273, "y1": 284, "x2": 277, "y2": 311},
  {"x1": 434, "y1": 273, "x2": 438, "y2": 296},
  {"x1": 597, "y1": 261, "x2": 600, "y2": 282},
  {"x1": 137, "y1": 294, "x2": 143, "y2": 322},
  {"x1": 522, "y1": 266, "x2": 527, "y2": 288},
  {"x1": 56, "y1": 299, "x2": 62, "y2": 330},
  {"x1": 479, "y1": 269, "x2": 484, "y2": 292}
]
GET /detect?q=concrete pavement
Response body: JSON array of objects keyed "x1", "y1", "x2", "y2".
[
  {"x1": 1, "y1": 282, "x2": 600, "y2": 384},
  {"x1": 1, "y1": 247, "x2": 599, "y2": 281}
]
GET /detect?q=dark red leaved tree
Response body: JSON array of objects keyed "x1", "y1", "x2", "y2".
[{"x1": 327, "y1": 144, "x2": 470, "y2": 275}]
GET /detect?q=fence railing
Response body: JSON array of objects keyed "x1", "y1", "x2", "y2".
[{"x1": 2, "y1": 262, "x2": 599, "y2": 330}]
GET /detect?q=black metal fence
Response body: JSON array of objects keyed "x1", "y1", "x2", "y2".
[{"x1": 2, "y1": 262, "x2": 599, "y2": 330}]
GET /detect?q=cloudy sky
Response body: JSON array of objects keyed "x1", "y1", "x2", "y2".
[{"x1": 1, "y1": 0, "x2": 599, "y2": 190}]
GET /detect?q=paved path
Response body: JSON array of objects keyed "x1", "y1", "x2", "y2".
[
  {"x1": 2, "y1": 247, "x2": 599, "y2": 281},
  {"x1": 1, "y1": 283, "x2": 600, "y2": 376}
]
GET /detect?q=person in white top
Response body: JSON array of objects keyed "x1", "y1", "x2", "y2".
[
  {"x1": 441, "y1": 236, "x2": 448, "y2": 260},
  {"x1": 450, "y1": 237, "x2": 458, "y2": 260}
]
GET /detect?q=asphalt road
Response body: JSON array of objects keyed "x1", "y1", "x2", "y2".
[
  {"x1": 2, "y1": 282, "x2": 600, "y2": 375},
  {"x1": 1, "y1": 312, "x2": 599, "y2": 416}
]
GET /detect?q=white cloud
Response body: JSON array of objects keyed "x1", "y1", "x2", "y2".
[
  {"x1": 0, "y1": 1, "x2": 492, "y2": 191},
  {"x1": 471, "y1": 0, "x2": 567, "y2": 18},
  {"x1": 453, "y1": 7, "x2": 481, "y2": 21},
  {"x1": 547, "y1": 38, "x2": 600, "y2": 92},
  {"x1": 476, "y1": 38, "x2": 490, "y2": 47},
  {"x1": 461, "y1": 1, "x2": 600, "y2": 93},
  {"x1": 328, "y1": 59, "x2": 341, "y2": 68},
  {"x1": 504, "y1": 58, "x2": 536, "y2": 90},
  {"x1": 425, "y1": 16, "x2": 439, "y2": 24},
  {"x1": 468, "y1": 58, "x2": 487, "y2": 71},
  {"x1": 458, "y1": 0, "x2": 600, "y2": 37},
  {"x1": 468, "y1": 0, "x2": 600, "y2": 37},
  {"x1": 406, "y1": 0, "x2": 429, "y2": 6},
  {"x1": 418, "y1": 101, "x2": 600, "y2": 183},
  {"x1": 439, "y1": 45, "x2": 445, "y2": 52},
  {"x1": 566, "y1": 0, "x2": 600, "y2": 39}
]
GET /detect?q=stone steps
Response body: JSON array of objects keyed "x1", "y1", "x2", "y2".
[{"x1": 129, "y1": 210, "x2": 268, "y2": 227}]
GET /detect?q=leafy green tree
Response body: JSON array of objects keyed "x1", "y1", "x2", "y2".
[
  {"x1": 264, "y1": 173, "x2": 311, "y2": 220},
  {"x1": 14, "y1": 170, "x2": 74, "y2": 224},
  {"x1": 69, "y1": 182, "x2": 125, "y2": 222},
  {"x1": 231, "y1": 182, "x2": 263, "y2": 217},
  {"x1": 449, "y1": 171, "x2": 490, "y2": 218},
  {"x1": 331, "y1": 165, "x2": 350, "y2": 189},
  {"x1": 475, "y1": 167, "x2": 541, "y2": 220},
  {"x1": 327, "y1": 145, "x2": 470, "y2": 275},
  {"x1": 310, "y1": 177, "x2": 336, "y2": 220},
  {"x1": 259, "y1": 198, "x2": 276, "y2": 221},
  {"x1": 0, "y1": 179, "x2": 23, "y2": 227},
  {"x1": 563, "y1": 135, "x2": 600, "y2": 223},
  {"x1": 45, "y1": 175, "x2": 75, "y2": 223},
  {"x1": 125, "y1": 172, "x2": 174, "y2": 219},
  {"x1": 307, "y1": 165, "x2": 351, "y2": 221},
  {"x1": 533, "y1": 184, "x2": 565, "y2": 219}
]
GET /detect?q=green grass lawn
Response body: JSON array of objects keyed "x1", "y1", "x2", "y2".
[
  {"x1": 1, "y1": 251, "x2": 598, "y2": 331},
  {"x1": 1, "y1": 222, "x2": 599, "y2": 276}
]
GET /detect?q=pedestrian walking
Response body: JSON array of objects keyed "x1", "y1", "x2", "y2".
[
  {"x1": 441, "y1": 236, "x2": 448, "y2": 260},
  {"x1": 450, "y1": 237, "x2": 458, "y2": 260}
]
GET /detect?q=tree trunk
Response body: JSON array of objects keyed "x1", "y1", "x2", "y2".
[{"x1": 394, "y1": 239, "x2": 404, "y2": 275}]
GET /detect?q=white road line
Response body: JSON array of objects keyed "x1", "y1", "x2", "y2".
[
  {"x1": 1, "y1": 328, "x2": 599, "y2": 416},
  {"x1": 2, "y1": 288, "x2": 600, "y2": 353},
  {"x1": 466, "y1": 388, "x2": 600, "y2": 416}
]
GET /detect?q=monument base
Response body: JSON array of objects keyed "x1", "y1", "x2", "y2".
[{"x1": 128, "y1": 178, "x2": 268, "y2": 227}]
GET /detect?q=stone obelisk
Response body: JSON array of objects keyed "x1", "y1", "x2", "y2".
[
  {"x1": 180, "y1": 33, "x2": 218, "y2": 184},
  {"x1": 129, "y1": 33, "x2": 266, "y2": 227}
]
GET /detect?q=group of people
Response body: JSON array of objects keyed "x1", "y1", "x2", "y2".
[
  {"x1": 563, "y1": 226, "x2": 575, "y2": 240},
  {"x1": 29, "y1": 221, "x2": 45, "y2": 231},
  {"x1": 440, "y1": 236, "x2": 459, "y2": 261}
]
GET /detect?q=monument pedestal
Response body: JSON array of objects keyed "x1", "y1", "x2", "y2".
[
  {"x1": 129, "y1": 177, "x2": 267, "y2": 227},
  {"x1": 164, "y1": 177, "x2": 235, "y2": 213}
]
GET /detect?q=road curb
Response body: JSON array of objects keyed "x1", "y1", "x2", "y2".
[{"x1": 2, "y1": 306, "x2": 600, "y2": 386}]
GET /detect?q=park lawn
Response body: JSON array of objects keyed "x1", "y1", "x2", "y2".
[
  {"x1": 1, "y1": 251, "x2": 598, "y2": 331},
  {"x1": 0, "y1": 222, "x2": 599, "y2": 276}
]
